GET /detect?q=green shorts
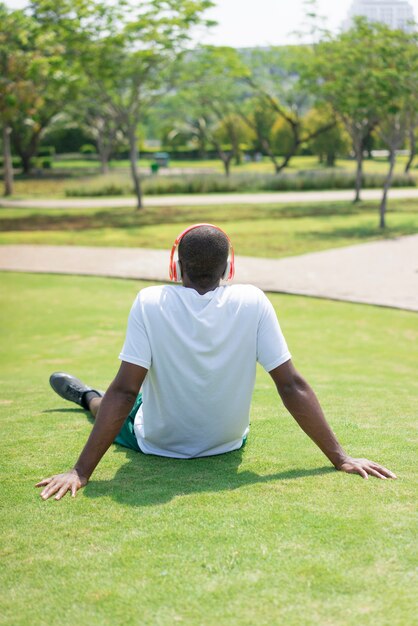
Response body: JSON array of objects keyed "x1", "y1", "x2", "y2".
[
  {"x1": 114, "y1": 393, "x2": 143, "y2": 452},
  {"x1": 113, "y1": 392, "x2": 248, "y2": 454}
]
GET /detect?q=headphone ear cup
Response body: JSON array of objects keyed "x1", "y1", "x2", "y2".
[
  {"x1": 222, "y1": 261, "x2": 231, "y2": 281},
  {"x1": 174, "y1": 260, "x2": 182, "y2": 282}
]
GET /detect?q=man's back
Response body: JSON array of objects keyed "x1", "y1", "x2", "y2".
[{"x1": 119, "y1": 284, "x2": 291, "y2": 458}]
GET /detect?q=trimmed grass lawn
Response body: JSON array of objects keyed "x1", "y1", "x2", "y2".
[
  {"x1": 1, "y1": 199, "x2": 417, "y2": 258},
  {"x1": 1, "y1": 272, "x2": 417, "y2": 626}
]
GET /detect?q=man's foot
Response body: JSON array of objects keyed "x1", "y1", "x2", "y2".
[{"x1": 49, "y1": 372, "x2": 103, "y2": 410}]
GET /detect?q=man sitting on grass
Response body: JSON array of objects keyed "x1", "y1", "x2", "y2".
[{"x1": 37, "y1": 223, "x2": 396, "y2": 501}]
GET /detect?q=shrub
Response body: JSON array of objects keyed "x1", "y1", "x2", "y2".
[
  {"x1": 38, "y1": 146, "x2": 56, "y2": 158},
  {"x1": 80, "y1": 144, "x2": 97, "y2": 155},
  {"x1": 66, "y1": 182, "x2": 128, "y2": 197},
  {"x1": 41, "y1": 158, "x2": 52, "y2": 169},
  {"x1": 0, "y1": 157, "x2": 21, "y2": 168},
  {"x1": 64, "y1": 170, "x2": 416, "y2": 197}
]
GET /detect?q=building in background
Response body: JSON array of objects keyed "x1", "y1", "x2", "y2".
[{"x1": 343, "y1": 0, "x2": 416, "y2": 31}]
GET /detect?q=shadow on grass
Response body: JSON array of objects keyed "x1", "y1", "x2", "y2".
[
  {"x1": 84, "y1": 445, "x2": 334, "y2": 508},
  {"x1": 298, "y1": 220, "x2": 418, "y2": 242},
  {"x1": 0, "y1": 203, "x2": 371, "y2": 234}
]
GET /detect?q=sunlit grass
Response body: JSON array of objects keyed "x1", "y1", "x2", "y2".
[
  {"x1": 1, "y1": 199, "x2": 417, "y2": 258},
  {"x1": 0, "y1": 272, "x2": 416, "y2": 626}
]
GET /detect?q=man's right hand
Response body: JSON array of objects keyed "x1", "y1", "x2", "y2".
[{"x1": 35, "y1": 469, "x2": 88, "y2": 501}]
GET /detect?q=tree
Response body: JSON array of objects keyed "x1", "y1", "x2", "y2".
[
  {"x1": 311, "y1": 20, "x2": 386, "y2": 202},
  {"x1": 1, "y1": 2, "x2": 85, "y2": 175},
  {"x1": 404, "y1": 117, "x2": 417, "y2": 174},
  {"x1": 165, "y1": 115, "x2": 209, "y2": 158},
  {"x1": 242, "y1": 46, "x2": 336, "y2": 174},
  {"x1": 237, "y1": 96, "x2": 280, "y2": 170},
  {"x1": 0, "y1": 4, "x2": 40, "y2": 193},
  {"x1": 212, "y1": 113, "x2": 252, "y2": 166},
  {"x1": 312, "y1": 19, "x2": 418, "y2": 225},
  {"x1": 271, "y1": 117, "x2": 296, "y2": 158},
  {"x1": 31, "y1": 0, "x2": 214, "y2": 208},
  {"x1": 305, "y1": 106, "x2": 350, "y2": 166},
  {"x1": 173, "y1": 46, "x2": 250, "y2": 176},
  {"x1": 69, "y1": 98, "x2": 124, "y2": 174},
  {"x1": 373, "y1": 28, "x2": 418, "y2": 228},
  {"x1": 88, "y1": 1, "x2": 214, "y2": 207}
]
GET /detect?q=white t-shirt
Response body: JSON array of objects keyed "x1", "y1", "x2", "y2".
[{"x1": 119, "y1": 284, "x2": 291, "y2": 458}]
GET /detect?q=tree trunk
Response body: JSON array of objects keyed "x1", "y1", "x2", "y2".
[
  {"x1": 20, "y1": 152, "x2": 32, "y2": 175},
  {"x1": 212, "y1": 138, "x2": 232, "y2": 177},
  {"x1": 379, "y1": 149, "x2": 396, "y2": 229},
  {"x1": 354, "y1": 149, "x2": 363, "y2": 203},
  {"x1": 217, "y1": 151, "x2": 232, "y2": 177},
  {"x1": 404, "y1": 127, "x2": 416, "y2": 173},
  {"x1": 259, "y1": 138, "x2": 280, "y2": 173},
  {"x1": 3, "y1": 124, "x2": 14, "y2": 196},
  {"x1": 95, "y1": 125, "x2": 114, "y2": 175},
  {"x1": 127, "y1": 126, "x2": 142, "y2": 209},
  {"x1": 274, "y1": 147, "x2": 298, "y2": 174},
  {"x1": 97, "y1": 142, "x2": 110, "y2": 175},
  {"x1": 230, "y1": 128, "x2": 241, "y2": 166},
  {"x1": 12, "y1": 128, "x2": 43, "y2": 175},
  {"x1": 100, "y1": 160, "x2": 109, "y2": 175},
  {"x1": 326, "y1": 152, "x2": 336, "y2": 167},
  {"x1": 197, "y1": 139, "x2": 206, "y2": 160}
]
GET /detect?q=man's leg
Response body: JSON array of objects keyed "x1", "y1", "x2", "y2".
[
  {"x1": 85, "y1": 394, "x2": 102, "y2": 418},
  {"x1": 49, "y1": 372, "x2": 103, "y2": 411},
  {"x1": 49, "y1": 372, "x2": 142, "y2": 452}
]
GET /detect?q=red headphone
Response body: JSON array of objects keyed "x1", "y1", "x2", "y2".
[{"x1": 169, "y1": 223, "x2": 235, "y2": 283}]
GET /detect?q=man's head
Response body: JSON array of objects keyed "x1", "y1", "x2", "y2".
[{"x1": 177, "y1": 224, "x2": 230, "y2": 290}]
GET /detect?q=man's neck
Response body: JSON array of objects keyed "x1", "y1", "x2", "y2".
[{"x1": 182, "y1": 278, "x2": 221, "y2": 295}]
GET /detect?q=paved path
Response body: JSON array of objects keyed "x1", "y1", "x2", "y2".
[
  {"x1": 1, "y1": 187, "x2": 418, "y2": 209},
  {"x1": 1, "y1": 235, "x2": 417, "y2": 311}
]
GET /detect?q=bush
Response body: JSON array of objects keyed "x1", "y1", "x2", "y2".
[
  {"x1": 38, "y1": 146, "x2": 56, "y2": 158},
  {"x1": 80, "y1": 144, "x2": 97, "y2": 155},
  {"x1": 64, "y1": 170, "x2": 416, "y2": 197},
  {"x1": 66, "y1": 182, "x2": 127, "y2": 197},
  {"x1": 0, "y1": 156, "x2": 21, "y2": 169},
  {"x1": 41, "y1": 158, "x2": 52, "y2": 169}
]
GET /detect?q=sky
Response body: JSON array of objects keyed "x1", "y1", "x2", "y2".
[{"x1": 5, "y1": 0, "x2": 418, "y2": 47}]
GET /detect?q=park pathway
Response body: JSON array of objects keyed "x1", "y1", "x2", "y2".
[
  {"x1": 1, "y1": 235, "x2": 417, "y2": 311},
  {"x1": 1, "y1": 187, "x2": 418, "y2": 209}
]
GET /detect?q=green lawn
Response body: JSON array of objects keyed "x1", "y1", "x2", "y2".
[
  {"x1": 1, "y1": 199, "x2": 417, "y2": 258},
  {"x1": 1, "y1": 272, "x2": 416, "y2": 626},
  {"x1": 6, "y1": 154, "x2": 416, "y2": 198}
]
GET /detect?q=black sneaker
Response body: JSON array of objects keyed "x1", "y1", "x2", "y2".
[{"x1": 49, "y1": 372, "x2": 103, "y2": 410}]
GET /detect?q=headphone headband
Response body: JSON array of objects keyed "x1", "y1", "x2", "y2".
[{"x1": 169, "y1": 223, "x2": 235, "y2": 282}]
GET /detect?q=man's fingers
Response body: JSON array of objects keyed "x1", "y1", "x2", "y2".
[
  {"x1": 370, "y1": 463, "x2": 397, "y2": 479},
  {"x1": 357, "y1": 467, "x2": 369, "y2": 480},
  {"x1": 344, "y1": 464, "x2": 368, "y2": 479},
  {"x1": 340, "y1": 458, "x2": 397, "y2": 480},
  {"x1": 54, "y1": 483, "x2": 71, "y2": 501},
  {"x1": 40, "y1": 480, "x2": 61, "y2": 500},
  {"x1": 35, "y1": 478, "x2": 52, "y2": 487},
  {"x1": 365, "y1": 466, "x2": 387, "y2": 480}
]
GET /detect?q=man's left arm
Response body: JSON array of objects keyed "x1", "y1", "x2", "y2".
[{"x1": 269, "y1": 360, "x2": 396, "y2": 480}]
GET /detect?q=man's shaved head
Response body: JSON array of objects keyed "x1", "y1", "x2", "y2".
[{"x1": 178, "y1": 225, "x2": 229, "y2": 288}]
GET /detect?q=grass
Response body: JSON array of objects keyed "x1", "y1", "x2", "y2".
[
  {"x1": 4, "y1": 155, "x2": 417, "y2": 199},
  {"x1": 0, "y1": 199, "x2": 417, "y2": 258},
  {"x1": 0, "y1": 272, "x2": 417, "y2": 626}
]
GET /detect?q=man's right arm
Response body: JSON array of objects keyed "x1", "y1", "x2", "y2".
[
  {"x1": 269, "y1": 360, "x2": 396, "y2": 480},
  {"x1": 36, "y1": 361, "x2": 148, "y2": 500}
]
